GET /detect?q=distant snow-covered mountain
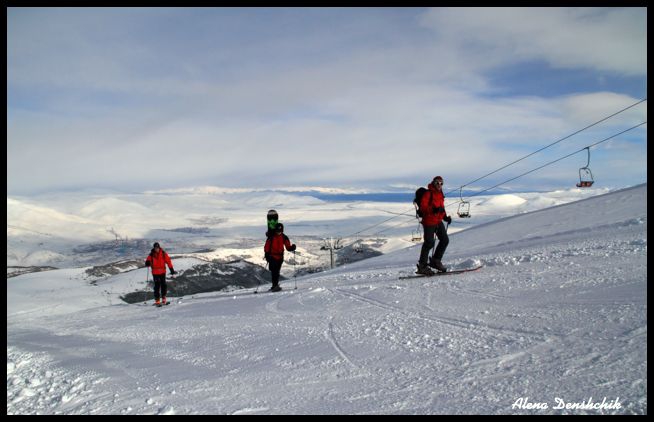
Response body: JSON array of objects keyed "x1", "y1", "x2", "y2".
[{"x1": 7, "y1": 185, "x2": 617, "y2": 269}]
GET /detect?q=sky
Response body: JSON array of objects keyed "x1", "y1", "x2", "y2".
[{"x1": 7, "y1": 7, "x2": 648, "y2": 196}]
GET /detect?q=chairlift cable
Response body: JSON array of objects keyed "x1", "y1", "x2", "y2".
[
  {"x1": 329, "y1": 99, "x2": 646, "y2": 241},
  {"x1": 454, "y1": 98, "x2": 646, "y2": 193},
  {"x1": 464, "y1": 121, "x2": 646, "y2": 199},
  {"x1": 368, "y1": 121, "x2": 646, "y2": 238}
]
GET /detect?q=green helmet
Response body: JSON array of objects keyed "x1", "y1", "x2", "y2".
[{"x1": 267, "y1": 210, "x2": 278, "y2": 230}]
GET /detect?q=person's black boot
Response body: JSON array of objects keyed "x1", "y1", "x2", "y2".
[
  {"x1": 429, "y1": 258, "x2": 447, "y2": 273},
  {"x1": 416, "y1": 263, "x2": 435, "y2": 276}
]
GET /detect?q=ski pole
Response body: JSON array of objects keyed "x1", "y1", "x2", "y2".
[
  {"x1": 430, "y1": 222, "x2": 448, "y2": 264},
  {"x1": 293, "y1": 250, "x2": 297, "y2": 290},
  {"x1": 168, "y1": 270, "x2": 175, "y2": 300},
  {"x1": 144, "y1": 266, "x2": 150, "y2": 304},
  {"x1": 255, "y1": 260, "x2": 267, "y2": 294}
]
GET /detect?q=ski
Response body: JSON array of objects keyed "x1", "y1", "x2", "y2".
[{"x1": 399, "y1": 265, "x2": 483, "y2": 279}]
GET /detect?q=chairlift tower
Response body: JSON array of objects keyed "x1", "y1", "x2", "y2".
[{"x1": 322, "y1": 237, "x2": 342, "y2": 269}]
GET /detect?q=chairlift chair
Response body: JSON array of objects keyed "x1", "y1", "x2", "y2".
[
  {"x1": 354, "y1": 236, "x2": 364, "y2": 253},
  {"x1": 411, "y1": 228, "x2": 422, "y2": 242},
  {"x1": 576, "y1": 147, "x2": 595, "y2": 188},
  {"x1": 333, "y1": 238, "x2": 344, "y2": 250},
  {"x1": 457, "y1": 186, "x2": 471, "y2": 218},
  {"x1": 457, "y1": 202, "x2": 471, "y2": 218}
]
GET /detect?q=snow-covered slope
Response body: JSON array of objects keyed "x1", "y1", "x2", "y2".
[{"x1": 7, "y1": 184, "x2": 647, "y2": 414}]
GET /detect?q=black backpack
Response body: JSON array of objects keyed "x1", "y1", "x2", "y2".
[{"x1": 413, "y1": 187, "x2": 430, "y2": 219}]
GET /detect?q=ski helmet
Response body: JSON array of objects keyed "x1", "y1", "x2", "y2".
[{"x1": 267, "y1": 210, "x2": 279, "y2": 231}]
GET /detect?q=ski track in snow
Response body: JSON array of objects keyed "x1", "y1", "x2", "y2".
[{"x1": 7, "y1": 185, "x2": 648, "y2": 414}]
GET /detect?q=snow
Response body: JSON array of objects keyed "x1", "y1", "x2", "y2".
[
  {"x1": 6, "y1": 185, "x2": 612, "y2": 268},
  {"x1": 479, "y1": 193, "x2": 527, "y2": 208},
  {"x1": 6, "y1": 184, "x2": 647, "y2": 414}
]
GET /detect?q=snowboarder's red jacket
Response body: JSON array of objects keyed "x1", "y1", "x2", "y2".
[
  {"x1": 146, "y1": 249, "x2": 174, "y2": 275},
  {"x1": 420, "y1": 184, "x2": 447, "y2": 226},
  {"x1": 264, "y1": 233, "x2": 295, "y2": 261}
]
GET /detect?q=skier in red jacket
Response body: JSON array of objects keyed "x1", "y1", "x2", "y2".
[
  {"x1": 264, "y1": 223, "x2": 296, "y2": 292},
  {"x1": 417, "y1": 176, "x2": 452, "y2": 275},
  {"x1": 145, "y1": 242, "x2": 176, "y2": 305}
]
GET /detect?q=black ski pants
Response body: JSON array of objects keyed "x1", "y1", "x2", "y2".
[
  {"x1": 268, "y1": 258, "x2": 283, "y2": 287},
  {"x1": 419, "y1": 221, "x2": 449, "y2": 265},
  {"x1": 153, "y1": 273, "x2": 167, "y2": 300}
]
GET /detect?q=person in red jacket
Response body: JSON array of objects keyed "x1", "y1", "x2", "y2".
[
  {"x1": 417, "y1": 176, "x2": 452, "y2": 275},
  {"x1": 264, "y1": 223, "x2": 296, "y2": 292},
  {"x1": 145, "y1": 242, "x2": 176, "y2": 305}
]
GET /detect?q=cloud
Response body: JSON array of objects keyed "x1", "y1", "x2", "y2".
[
  {"x1": 7, "y1": 8, "x2": 647, "y2": 195},
  {"x1": 418, "y1": 7, "x2": 646, "y2": 76},
  {"x1": 559, "y1": 92, "x2": 647, "y2": 127}
]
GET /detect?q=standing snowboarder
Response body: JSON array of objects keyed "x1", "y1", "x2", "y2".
[
  {"x1": 145, "y1": 242, "x2": 176, "y2": 306},
  {"x1": 417, "y1": 176, "x2": 452, "y2": 275},
  {"x1": 264, "y1": 223, "x2": 296, "y2": 292}
]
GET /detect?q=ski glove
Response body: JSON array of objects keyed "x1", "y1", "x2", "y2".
[
  {"x1": 290, "y1": 244, "x2": 297, "y2": 251},
  {"x1": 145, "y1": 261, "x2": 151, "y2": 267},
  {"x1": 443, "y1": 215, "x2": 452, "y2": 225},
  {"x1": 265, "y1": 253, "x2": 272, "y2": 262},
  {"x1": 170, "y1": 268, "x2": 177, "y2": 275}
]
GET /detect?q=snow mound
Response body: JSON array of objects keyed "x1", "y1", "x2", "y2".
[
  {"x1": 79, "y1": 198, "x2": 151, "y2": 221},
  {"x1": 22, "y1": 250, "x2": 68, "y2": 267},
  {"x1": 452, "y1": 258, "x2": 483, "y2": 270},
  {"x1": 240, "y1": 192, "x2": 324, "y2": 207},
  {"x1": 479, "y1": 194, "x2": 527, "y2": 208}
]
